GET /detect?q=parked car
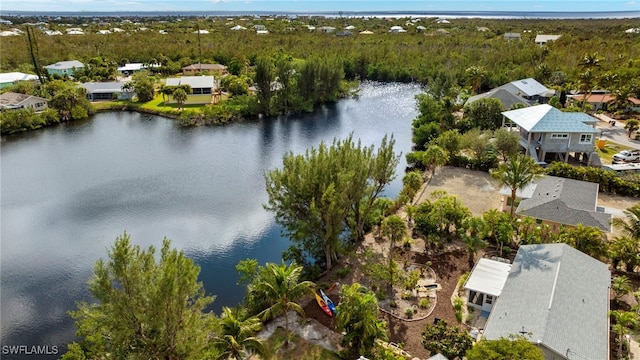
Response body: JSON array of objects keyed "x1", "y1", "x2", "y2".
[{"x1": 613, "y1": 149, "x2": 640, "y2": 162}]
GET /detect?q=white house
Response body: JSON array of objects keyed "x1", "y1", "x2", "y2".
[
  {"x1": 0, "y1": 72, "x2": 39, "y2": 89},
  {"x1": 534, "y1": 34, "x2": 561, "y2": 46},
  {"x1": 464, "y1": 258, "x2": 511, "y2": 316},
  {"x1": 0, "y1": 92, "x2": 48, "y2": 111}
]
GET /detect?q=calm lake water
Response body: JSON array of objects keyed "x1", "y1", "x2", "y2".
[{"x1": 0, "y1": 82, "x2": 422, "y2": 358}]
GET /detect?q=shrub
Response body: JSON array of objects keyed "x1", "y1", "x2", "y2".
[
  {"x1": 405, "y1": 307, "x2": 414, "y2": 318},
  {"x1": 401, "y1": 291, "x2": 413, "y2": 300},
  {"x1": 390, "y1": 300, "x2": 398, "y2": 308},
  {"x1": 337, "y1": 267, "x2": 351, "y2": 278},
  {"x1": 418, "y1": 298, "x2": 431, "y2": 309}
]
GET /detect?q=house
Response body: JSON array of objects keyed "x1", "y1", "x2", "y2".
[
  {"x1": 465, "y1": 88, "x2": 529, "y2": 110},
  {"x1": 44, "y1": 60, "x2": 85, "y2": 78},
  {"x1": 497, "y1": 78, "x2": 555, "y2": 105},
  {"x1": 483, "y1": 243, "x2": 610, "y2": 360},
  {"x1": 117, "y1": 63, "x2": 150, "y2": 76},
  {"x1": 498, "y1": 175, "x2": 612, "y2": 233},
  {"x1": 359, "y1": 30, "x2": 374, "y2": 35},
  {"x1": 230, "y1": 25, "x2": 247, "y2": 31},
  {"x1": 0, "y1": 92, "x2": 48, "y2": 111},
  {"x1": 44, "y1": 30, "x2": 63, "y2": 36},
  {"x1": 317, "y1": 26, "x2": 336, "y2": 33},
  {"x1": 164, "y1": 76, "x2": 215, "y2": 104},
  {"x1": 534, "y1": 34, "x2": 561, "y2": 46},
  {"x1": 501, "y1": 104, "x2": 599, "y2": 164},
  {"x1": 503, "y1": 32, "x2": 521, "y2": 40},
  {"x1": 570, "y1": 93, "x2": 640, "y2": 112},
  {"x1": 0, "y1": 72, "x2": 39, "y2": 89},
  {"x1": 464, "y1": 258, "x2": 511, "y2": 316},
  {"x1": 253, "y1": 24, "x2": 266, "y2": 31},
  {"x1": 389, "y1": 26, "x2": 407, "y2": 33},
  {"x1": 182, "y1": 64, "x2": 228, "y2": 76},
  {"x1": 81, "y1": 81, "x2": 134, "y2": 101}
]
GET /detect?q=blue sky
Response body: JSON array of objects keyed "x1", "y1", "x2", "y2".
[{"x1": 1, "y1": 0, "x2": 638, "y2": 13}]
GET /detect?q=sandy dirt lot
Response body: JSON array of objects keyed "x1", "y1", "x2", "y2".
[{"x1": 415, "y1": 166, "x2": 503, "y2": 215}]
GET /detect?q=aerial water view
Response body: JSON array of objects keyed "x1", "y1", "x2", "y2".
[{"x1": 1, "y1": 0, "x2": 639, "y2": 359}]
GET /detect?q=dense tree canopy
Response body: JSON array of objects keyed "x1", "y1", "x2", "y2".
[
  {"x1": 264, "y1": 134, "x2": 398, "y2": 271},
  {"x1": 466, "y1": 336, "x2": 544, "y2": 360},
  {"x1": 63, "y1": 232, "x2": 217, "y2": 360}
]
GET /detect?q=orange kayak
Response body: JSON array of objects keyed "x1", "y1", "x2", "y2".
[{"x1": 315, "y1": 292, "x2": 333, "y2": 317}]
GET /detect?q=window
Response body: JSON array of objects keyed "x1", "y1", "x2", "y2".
[
  {"x1": 486, "y1": 295, "x2": 493, "y2": 304},
  {"x1": 551, "y1": 133, "x2": 568, "y2": 139},
  {"x1": 579, "y1": 134, "x2": 593, "y2": 144}
]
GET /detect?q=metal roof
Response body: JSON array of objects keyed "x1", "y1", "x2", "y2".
[
  {"x1": 44, "y1": 60, "x2": 84, "y2": 70},
  {"x1": 483, "y1": 244, "x2": 610, "y2": 360},
  {"x1": 535, "y1": 34, "x2": 562, "y2": 43},
  {"x1": 81, "y1": 81, "x2": 130, "y2": 93},
  {"x1": 501, "y1": 104, "x2": 599, "y2": 133},
  {"x1": 165, "y1": 76, "x2": 214, "y2": 89},
  {"x1": 0, "y1": 72, "x2": 38, "y2": 83},
  {"x1": 506, "y1": 78, "x2": 551, "y2": 97},
  {"x1": 464, "y1": 258, "x2": 512, "y2": 297}
]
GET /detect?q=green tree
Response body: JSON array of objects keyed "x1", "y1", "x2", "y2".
[
  {"x1": 382, "y1": 215, "x2": 407, "y2": 295},
  {"x1": 336, "y1": 283, "x2": 387, "y2": 358},
  {"x1": 466, "y1": 336, "x2": 544, "y2": 360},
  {"x1": 63, "y1": 232, "x2": 216, "y2": 360},
  {"x1": 491, "y1": 154, "x2": 543, "y2": 217},
  {"x1": 625, "y1": 119, "x2": 639, "y2": 139},
  {"x1": 493, "y1": 128, "x2": 520, "y2": 161},
  {"x1": 45, "y1": 80, "x2": 93, "y2": 121},
  {"x1": 130, "y1": 71, "x2": 155, "y2": 102},
  {"x1": 612, "y1": 276, "x2": 632, "y2": 304},
  {"x1": 610, "y1": 310, "x2": 638, "y2": 359},
  {"x1": 558, "y1": 224, "x2": 608, "y2": 260},
  {"x1": 402, "y1": 171, "x2": 423, "y2": 200},
  {"x1": 212, "y1": 307, "x2": 267, "y2": 360},
  {"x1": 248, "y1": 262, "x2": 314, "y2": 345},
  {"x1": 465, "y1": 65, "x2": 486, "y2": 94},
  {"x1": 609, "y1": 236, "x2": 640, "y2": 272},
  {"x1": 613, "y1": 204, "x2": 640, "y2": 241},
  {"x1": 254, "y1": 56, "x2": 274, "y2": 114},
  {"x1": 172, "y1": 88, "x2": 188, "y2": 108},
  {"x1": 421, "y1": 319, "x2": 473, "y2": 359},
  {"x1": 422, "y1": 144, "x2": 449, "y2": 176},
  {"x1": 434, "y1": 129, "x2": 462, "y2": 156},
  {"x1": 464, "y1": 98, "x2": 504, "y2": 130},
  {"x1": 264, "y1": 135, "x2": 398, "y2": 270}
]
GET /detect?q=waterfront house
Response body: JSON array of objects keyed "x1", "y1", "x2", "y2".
[
  {"x1": 483, "y1": 243, "x2": 610, "y2": 360},
  {"x1": 501, "y1": 104, "x2": 599, "y2": 164},
  {"x1": 165, "y1": 76, "x2": 215, "y2": 104},
  {"x1": 0, "y1": 72, "x2": 39, "y2": 89},
  {"x1": 0, "y1": 92, "x2": 48, "y2": 111},
  {"x1": 465, "y1": 88, "x2": 529, "y2": 110},
  {"x1": 497, "y1": 78, "x2": 555, "y2": 105},
  {"x1": 81, "y1": 81, "x2": 134, "y2": 101},
  {"x1": 44, "y1": 60, "x2": 84, "y2": 78},
  {"x1": 498, "y1": 175, "x2": 611, "y2": 233}
]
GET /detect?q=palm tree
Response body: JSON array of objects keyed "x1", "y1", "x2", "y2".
[
  {"x1": 250, "y1": 262, "x2": 314, "y2": 345},
  {"x1": 382, "y1": 215, "x2": 407, "y2": 296},
  {"x1": 172, "y1": 88, "x2": 188, "y2": 108},
  {"x1": 609, "y1": 236, "x2": 640, "y2": 272},
  {"x1": 624, "y1": 119, "x2": 639, "y2": 139},
  {"x1": 610, "y1": 310, "x2": 638, "y2": 359},
  {"x1": 422, "y1": 144, "x2": 449, "y2": 176},
  {"x1": 213, "y1": 307, "x2": 267, "y2": 360},
  {"x1": 612, "y1": 276, "x2": 632, "y2": 304},
  {"x1": 336, "y1": 283, "x2": 387, "y2": 358},
  {"x1": 613, "y1": 204, "x2": 640, "y2": 241},
  {"x1": 491, "y1": 154, "x2": 543, "y2": 217},
  {"x1": 465, "y1": 66, "x2": 486, "y2": 94}
]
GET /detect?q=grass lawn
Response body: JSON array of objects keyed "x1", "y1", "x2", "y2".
[
  {"x1": 260, "y1": 327, "x2": 341, "y2": 360},
  {"x1": 596, "y1": 140, "x2": 627, "y2": 164}
]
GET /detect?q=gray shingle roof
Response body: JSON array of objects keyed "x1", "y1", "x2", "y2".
[
  {"x1": 515, "y1": 176, "x2": 611, "y2": 232},
  {"x1": 483, "y1": 244, "x2": 610, "y2": 360},
  {"x1": 466, "y1": 88, "x2": 528, "y2": 110},
  {"x1": 502, "y1": 104, "x2": 599, "y2": 133}
]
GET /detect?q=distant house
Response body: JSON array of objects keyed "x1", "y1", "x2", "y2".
[
  {"x1": 534, "y1": 34, "x2": 561, "y2": 46},
  {"x1": 483, "y1": 243, "x2": 610, "y2": 360},
  {"x1": 0, "y1": 92, "x2": 48, "y2": 111},
  {"x1": 165, "y1": 76, "x2": 215, "y2": 104},
  {"x1": 0, "y1": 72, "x2": 39, "y2": 89},
  {"x1": 193, "y1": 29, "x2": 209, "y2": 34},
  {"x1": 44, "y1": 30, "x2": 63, "y2": 36},
  {"x1": 570, "y1": 93, "x2": 640, "y2": 112},
  {"x1": 182, "y1": 63, "x2": 228, "y2": 76},
  {"x1": 389, "y1": 26, "x2": 406, "y2": 33},
  {"x1": 81, "y1": 81, "x2": 134, "y2": 101},
  {"x1": 498, "y1": 175, "x2": 612, "y2": 233},
  {"x1": 44, "y1": 60, "x2": 85, "y2": 78},
  {"x1": 253, "y1": 24, "x2": 266, "y2": 31},
  {"x1": 503, "y1": 32, "x2": 521, "y2": 40},
  {"x1": 465, "y1": 88, "x2": 529, "y2": 110},
  {"x1": 317, "y1": 26, "x2": 336, "y2": 33},
  {"x1": 359, "y1": 30, "x2": 374, "y2": 35},
  {"x1": 497, "y1": 78, "x2": 555, "y2": 105},
  {"x1": 230, "y1": 25, "x2": 247, "y2": 31},
  {"x1": 117, "y1": 63, "x2": 152, "y2": 76},
  {"x1": 501, "y1": 104, "x2": 599, "y2": 164},
  {"x1": 464, "y1": 258, "x2": 511, "y2": 316},
  {"x1": 335, "y1": 30, "x2": 353, "y2": 37}
]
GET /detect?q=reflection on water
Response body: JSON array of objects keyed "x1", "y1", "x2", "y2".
[{"x1": 0, "y1": 82, "x2": 422, "y2": 358}]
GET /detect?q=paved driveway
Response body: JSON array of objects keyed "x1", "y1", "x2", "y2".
[{"x1": 594, "y1": 114, "x2": 640, "y2": 150}]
